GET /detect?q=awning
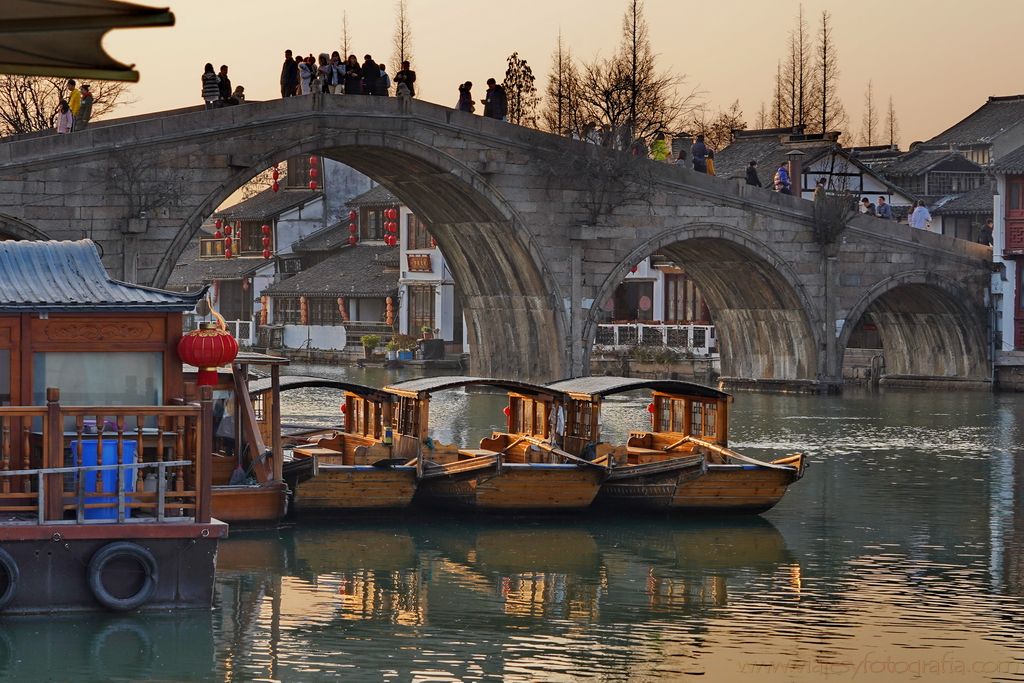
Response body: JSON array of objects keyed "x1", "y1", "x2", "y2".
[{"x1": 0, "y1": 0, "x2": 175, "y2": 82}]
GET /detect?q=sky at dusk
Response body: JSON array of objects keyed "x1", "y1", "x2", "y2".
[{"x1": 104, "y1": 0, "x2": 1018, "y2": 146}]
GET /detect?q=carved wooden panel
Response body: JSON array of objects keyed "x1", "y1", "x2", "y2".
[
  {"x1": 32, "y1": 316, "x2": 167, "y2": 349},
  {"x1": 407, "y1": 254, "x2": 432, "y2": 273}
]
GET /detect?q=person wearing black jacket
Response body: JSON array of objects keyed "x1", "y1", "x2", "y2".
[
  {"x1": 217, "y1": 65, "x2": 232, "y2": 102},
  {"x1": 394, "y1": 61, "x2": 416, "y2": 97},
  {"x1": 343, "y1": 55, "x2": 362, "y2": 94},
  {"x1": 745, "y1": 160, "x2": 762, "y2": 187},
  {"x1": 482, "y1": 78, "x2": 507, "y2": 120},
  {"x1": 280, "y1": 50, "x2": 298, "y2": 97},
  {"x1": 361, "y1": 55, "x2": 378, "y2": 95}
]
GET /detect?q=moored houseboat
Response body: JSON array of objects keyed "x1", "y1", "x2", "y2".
[
  {"x1": 547, "y1": 377, "x2": 805, "y2": 513},
  {"x1": 383, "y1": 376, "x2": 608, "y2": 512},
  {"x1": 262, "y1": 378, "x2": 417, "y2": 513},
  {"x1": 0, "y1": 240, "x2": 226, "y2": 613}
]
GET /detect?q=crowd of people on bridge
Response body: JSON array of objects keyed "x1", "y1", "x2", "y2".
[
  {"x1": 55, "y1": 79, "x2": 93, "y2": 134},
  {"x1": 277, "y1": 50, "x2": 416, "y2": 98}
]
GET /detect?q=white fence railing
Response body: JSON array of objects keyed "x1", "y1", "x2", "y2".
[
  {"x1": 595, "y1": 323, "x2": 717, "y2": 355},
  {"x1": 184, "y1": 316, "x2": 255, "y2": 346}
]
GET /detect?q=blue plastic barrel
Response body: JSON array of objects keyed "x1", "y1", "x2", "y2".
[{"x1": 70, "y1": 440, "x2": 138, "y2": 519}]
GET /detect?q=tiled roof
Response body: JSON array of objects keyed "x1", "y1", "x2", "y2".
[
  {"x1": 881, "y1": 149, "x2": 982, "y2": 176},
  {"x1": 927, "y1": 95, "x2": 1024, "y2": 146},
  {"x1": 214, "y1": 188, "x2": 320, "y2": 221},
  {"x1": 347, "y1": 184, "x2": 400, "y2": 207},
  {"x1": 166, "y1": 235, "x2": 267, "y2": 289},
  {"x1": 930, "y1": 183, "x2": 995, "y2": 216},
  {"x1": 714, "y1": 129, "x2": 833, "y2": 182},
  {"x1": 991, "y1": 144, "x2": 1024, "y2": 174},
  {"x1": 291, "y1": 222, "x2": 348, "y2": 253},
  {"x1": 263, "y1": 245, "x2": 398, "y2": 298},
  {"x1": 0, "y1": 240, "x2": 204, "y2": 312}
]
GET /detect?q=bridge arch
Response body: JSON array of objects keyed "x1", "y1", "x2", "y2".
[
  {"x1": 156, "y1": 130, "x2": 566, "y2": 381},
  {"x1": 0, "y1": 214, "x2": 50, "y2": 241},
  {"x1": 589, "y1": 223, "x2": 822, "y2": 385},
  {"x1": 838, "y1": 271, "x2": 989, "y2": 382}
]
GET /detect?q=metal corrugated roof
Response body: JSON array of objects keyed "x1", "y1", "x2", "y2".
[
  {"x1": 0, "y1": 239, "x2": 205, "y2": 312},
  {"x1": 384, "y1": 375, "x2": 559, "y2": 397},
  {"x1": 547, "y1": 376, "x2": 730, "y2": 400}
]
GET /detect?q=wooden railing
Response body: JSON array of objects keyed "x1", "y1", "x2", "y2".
[{"x1": 0, "y1": 387, "x2": 213, "y2": 525}]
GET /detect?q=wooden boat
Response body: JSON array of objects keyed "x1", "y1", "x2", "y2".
[
  {"x1": 186, "y1": 351, "x2": 290, "y2": 525},
  {"x1": 383, "y1": 376, "x2": 608, "y2": 512},
  {"x1": 547, "y1": 377, "x2": 805, "y2": 513},
  {"x1": 271, "y1": 380, "x2": 417, "y2": 513},
  {"x1": 0, "y1": 239, "x2": 225, "y2": 613}
]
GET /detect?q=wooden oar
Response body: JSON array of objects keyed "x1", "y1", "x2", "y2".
[
  {"x1": 684, "y1": 436, "x2": 799, "y2": 471},
  {"x1": 520, "y1": 435, "x2": 609, "y2": 470}
]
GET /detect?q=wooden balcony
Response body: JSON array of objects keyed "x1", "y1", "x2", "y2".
[
  {"x1": 1004, "y1": 218, "x2": 1024, "y2": 255},
  {"x1": 0, "y1": 387, "x2": 213, "y2": 525}
]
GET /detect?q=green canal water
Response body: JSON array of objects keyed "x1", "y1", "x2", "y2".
[{"x1": 3, "y1": 367, "x2": 1024, "y2": 681}]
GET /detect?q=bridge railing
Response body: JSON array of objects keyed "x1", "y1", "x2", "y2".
[{"x1": 595, "y1": 323, "x2": 717, "y2": 356}]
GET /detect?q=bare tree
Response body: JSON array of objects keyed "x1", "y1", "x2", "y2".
[
  {"x1": 340, "y1": 11, "x2": 351, "y2": 57},
  {"x1": 391, "y1": 0, "x2": 413, "y2": 71},
  {"x1": 885, "y1": 96, "x2": 900, "y2": 147},
  {"x1": 503, "y1": 52, "x2": 539, "y2": 127},
  {"x1": 0, "y1": 76, "x2": 130, "y2": 136},
  {"x1": 781, "y1": 5, "x2": 812, "y2": 129},
  {"x1": 544, "y1": 144, "x2": 656, "y2": 226},
  {"x1": 687, "y1": 100, "x2": 745, "y2": 151},
  {"x1": 810, "y1": 9, "x2": 847, "y2": 135},
  {"x1": 861, "y1": 80, "x2": 878, "y2": 146},
  {"x1": 755, "y1": 101, "x2": 770, "y2": 129},
  {"x1": 540, "y1": 31, "x2": 583, "y2": 137},
  {"x1": 771, "y1": 61, "x2": 785, "y2": 127}
]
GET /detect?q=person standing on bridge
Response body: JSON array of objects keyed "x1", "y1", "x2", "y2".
[
  {"x1": 281, "y1": 50, "x2": 299, "y2": 97},
  {"x1": 875, "y1": 195, "x2": 894, "y2": 220},
  {"x1": 376, "y1": 64, "x2": 392, "y2": 96},
  {"x1": 298, "y1": 57, "x2": 313, "y2": 95},
  {"x1": 74, "y1": 84, "x2": 93, "y2": 131},
  {"x1": 773, "y1": 161, "x2": 792, "y2": 194},
  {"x1": 55, "y1": 99, "x2": 73, "y2": 134},
  {"x1": 746, "y1": 160, "x2": 762, "y2": 187},
  {"x1": 217, "y1": 65, "x2": 232, "y2": 103},
  {"x1": 909, "y1": 200, "x2": 932, "y2": 230},
  {"x1": 201, "y1": 63, "x2": 220, "y2": 108},
  {"x1": 457, "y1": 82, "x2": 475, "y2": 112},
  {"x1": 690, "y1": 135, "x2": 707, "y2": 173},
  {"x1": 328, "y1": 52, "x2": 345, "y2": 94},
  {"x1": 66, "y1": 80, "x2": 81, "y2": 121},
  {"x1": 361, "y1": 55, "x2": 379, "y2": 95},
  {"x1": 343, "y1": 55, "x2": 362, "y2": 94},
  {"x1": 395, "y1": 61, "x2": 416, "y2": 97},
  {"x1": 482, "y1": 79, "x2": 507, "y2": 120}
]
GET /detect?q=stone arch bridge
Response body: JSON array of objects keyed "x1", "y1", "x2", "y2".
[{"x1": 0, "y1": 95, "x2": 993, "y2": 390}]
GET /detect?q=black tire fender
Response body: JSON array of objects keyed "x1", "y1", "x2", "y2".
[
  {"x1": 0, "y1": 548, "x2": 17, "y2": 610},
  {"x1": 87, "y1": 542, "x2": 158, "y2": 611}
]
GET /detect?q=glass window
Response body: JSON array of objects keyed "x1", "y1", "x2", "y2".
[
  {"x1": 407, "y1": 214, "x2": 433, "y2": 250},
  {"x1": 671, "y1": 399, "x2": 685, "y2": 433},
  {"x1": 704, "y1": 402, "x2": 717, "y2": 437},
  {"x1": 690, "y1": 401, "x2": 703, "y2": 436},
  {"x1": 362, "y1": 208, "x2": 385, "y2": 240},
  {"x1": 408, "y1": 285, "x2": 436, "y2": 333},
  {"x1": 657, "y1": 397, "x2": 670, "y2": 432},
  {"x1": 33, "y1": 352, "x2": 163, "y2": 406}
]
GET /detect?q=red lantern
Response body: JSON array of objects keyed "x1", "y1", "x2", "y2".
[
  {"x1": 272, "y1": 181, "x2": 280, "y2": 193},
  {"x1": 214, "y1": 218, "x2": 222, "y2": 230},
  {"x1": 646, "y1": 403, "x2": 655, "y2": 413},
  {"x1": 214, "y1": 230, "x2": 222, "y2": 239},
  {"x1": 178, "y1": 322, "x2": 239, "y2": 387},
  {"x1": 340, "y1": 403, "x2": 347, "y2": 414},
  {"x1": 309, "y1": 155, "x2": 318, "y2": 166},
  {"x1": 348, "y1": 235, "x2": 358, "y2": 245},
  {"x1": 263, "y1": 248, "x2": 271, "y2": 259},
  {"x1": 271, "y1": 168, "x2": 279, "y2": 181},
  {"x1": 386, "y1": 208, "x2": 398, "y2": 221},
  {"x1": 261, "y1": 224, "x2": 270, "y2": 235},
  {"x1": 502, "y1": 405, "x2": 511, "y2": 417},
  {"x1": 430, "y1": 237, "x2": 437, "y2": 249},
  {"x1": 224, "y1": 224, "x2": 232, "y2": 236},
  {"x1": 348, "y1": 210, "x2": 357, "y2": 221},
  {"x1": 309, "y1": 180, "x2": 318, "y2": 191},
  {"x1": 225, "y1": 248, "x2": 232, "y2": 258},
  {"x1": 630, "y1": 265, "x2": 638, "y2": 274},
  {"x1": 309, "y1": 167, "x2": 319, "y2": 180},
  {"x1": 224, "y1": 236, "x2": 232, "y2": 248},
  {"x1": 261, "y1": 236, "x2": 270, "y2": 248},
  {"x1": 348, "y1": 224, "x2": 358, "y2": 234}
]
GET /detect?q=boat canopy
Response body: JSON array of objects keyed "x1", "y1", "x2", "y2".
[
  {"x1": 384, "y1": 375, "x2": 561, "y2": 399},
  {"x1": 248, "y1": 375, "x2": 388, "y2": 402},
  {"x1": 547, "y1": 376, "x2": 730, "y2": 401}
]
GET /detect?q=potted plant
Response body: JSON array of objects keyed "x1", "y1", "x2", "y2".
[
  {"x1": 361, "y1": 334, "x2": 380, "y2": 359},
  {"x1": 420, "y1": 325, "x2": 434, "y2": 340},
  {"x1": 394, "y1": 333, "x2": 418, "y2": 360},
  {"x1": 384, "y1": 338, "x2": 399, "y2": 361}
]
